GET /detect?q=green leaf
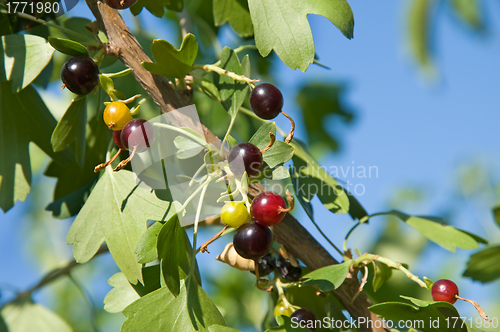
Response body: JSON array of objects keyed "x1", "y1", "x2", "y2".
[
  {"x1": 157, "y1": 214, "x2": 193, "y2": 297},
  {"x1": 249, "y1": 123, "x2": 277, "y2": 149},
  {"x1": 263, "y1": 141, "x2": 295, "y2": 168},
  {"x1": 174, "y1": 135, "x2": 205, "y2": 159},
  {"x1": 463, "y1": 245, "x2": 500, "y2": 283},
  {"x1": 248, "y1": 0, "x2": 354, "y2": 71},
  {"x1": 61, "y1": 17, "x2": 95, "y2": 43},
  {"x1": 272, "y1": 166, "x2": 290, "y2": 181},
  {"x1": 492, "y1": 206, "x2": 500, "y2": 229},
  {"x1": 296, "y1": 83, "x2": 354, "y2": 154},
  {"x1": 291, "y1": 140, "x2": 349, "y2": 214},
  {"x1": 121, "y1": 279, "x2": 226, "y2": 331},
  {"x1": 0, "y1": 298, "x2": 72, "y2": 332},
  {"x1": 450, "y1": 0, "x2": 483, "y2": 30},
  {"x1": 209, "y1": 325, "x2": 242, "y2": 332},
  {"x1": 371, "y1": 210, "x2": 481, "y2": 252},
  {"x1": 132, "y1": 265, "x2": 162, "y2": 296},
  {"x1": 408, "y1": 0, "x2": 437, "y2": 71},
  {"x1": 142, "y1": 33, "x2": 198, "y2": 79},
  {"x1": 1, "y1": 34, "x2": 55, "y2": 92},
  {"x1": 131, "y1": 0, "x2": 166, "y2": 17},
  {"x1": 99, "y1": 75, "x2": 114, "y2": 94},
  {"x1": 213, "y1": 0, "x2": 253, "y2": 37},
  {"x1": 48, "y1": 37, "x2": 89, "y2": 57},
  {"x1": 136, "y1": 221, "x2": 164, "y2": 264},
  {"x1": 0, "y1": 81, "x2": 70, "y2": 212},
  {"x1": 301, "y1": 260, "x2": 351, "y2": 292},
  {"x1": 45, "y1": 114, "x2": 108, "y2": 219},
  {"x1": 372, "y1": 261, "x2": 393, "y2": 292},
  {"x1": 216, "y1": 47, "x2": 250, "y2": 117},
  {"x1": 226, "y1": 134, "x2": 238, "y2": 150},
  {"x1": 67, "y1": 170, "x2": 174, "y2": 284},
  {"x1": 104, "y1": 272, "x2": 141, "y2": 313},
  {"x1": 369, "y1": 299, "x2": 468, "y2": 332},
  {"x1": 51, "y1": 97, "x2": 87, "y2": 167}
]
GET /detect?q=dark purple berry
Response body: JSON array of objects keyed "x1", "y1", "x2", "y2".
[
  {"x1": 251, "y1": 253, "x2": 276, "y2": 277},
  {"x1": 120, "y1": 119, "x2": 155, "y2": 153},
  {"x1": 61, "y1": 56, "x2": 99, "y2": 95},
  {"x1": 250, "y1": 83, "x2": 284, "y2": 120},
  {"x1": 228, "y1": 142, "x2": 263, "y2": 178},
  {"x1": 113, "y1": 130, "x2": 126, "y2": 150},
  {"x1": 290, "y1": 309, "x2": 317, "y2": 331},
  {"x1": 276, "y1": 255, "x2": 302, "y2": 282},
  {"x1": 233, "y1": 223, "x2": 273, "y2": 260}
]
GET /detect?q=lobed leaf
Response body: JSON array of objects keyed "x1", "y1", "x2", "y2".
[
  {"x1": 0, "y1": 34, "x2": 55, "y2": 92},
  {"x1": 248, "y1": 0, "x2": 354, "y2": 71},
  {"x1": 142, "y1": 33, "x2": 198, "y2": 79},
  {"x1": 121, "y1": 279, "x2": 226, "y2": 332},
  {"x1": 213, "y1": 0, "x2": 253, "y2": 37},
  {"x1": 67, "y1": 170, "x2": 175, "y2": 284}
]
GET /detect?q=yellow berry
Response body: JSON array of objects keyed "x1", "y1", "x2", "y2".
[
  {"x1": 220, "y1": 202, "x2": 249, "y2": 228},
  {"x1": 103, "y1": 102, "x2": 132, "y2": 131},
  {"x1": 274, "y1": 301, "x2": 293, "y2": 317}
]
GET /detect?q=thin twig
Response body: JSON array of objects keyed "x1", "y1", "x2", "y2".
[{"x1": 200, "y1": 225, "x2": 228, "y2": 254}]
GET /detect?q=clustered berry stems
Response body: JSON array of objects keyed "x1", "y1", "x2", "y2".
[
  {"x1": 94, "y1": 148, "x2": 122, "y2": 172},
  {"x1": 195, "y1": 64, "x2": 261, "y2": 87},
  {"x1": 280, "y1": 189, "x2": 295, "y2": 213},
  {"x1": 352, "y1": 253, "x2": 428, "y2": 288},
  {"x1": 113, "y1": 145, "x2": 137, "y2": 171}
]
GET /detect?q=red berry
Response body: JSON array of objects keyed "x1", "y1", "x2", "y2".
[
  {"x1": 250, "y1": 83, "x2": 284, "y2": 120},
  {"x1": 431, "y1": 279, "x2": 459, "y2": 304},
  {"x1": 113, "y1": 130, "x2": 125, "y2": 150},
  {"x1": 251, "y1": 192, "x2": 287, "y2": 226},
  {"x1": 228, "y1": 142, "x2": 263, "y2": 178},
  {"x1": 105, "y1": 0, "x2": 138, "y2": 9},
  {"x1": 120, "y1": 119, "x2": 155, "y2": 153},
  {"x1": 61, "y1": 56, "x2": 99, "y2": 95},
  {"x1": 290, "y1": 309, "x2": 317, "y2": 331},
  {"x1": 232, "y1": 223, "x2": 273, "y2": 260}
]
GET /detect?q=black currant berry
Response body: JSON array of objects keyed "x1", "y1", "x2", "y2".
[
  {"x1": 105, "y1": 0, "x2": 138, "y2": 9},
  {"x1": 251, "y1": 253, "x2": 276, "y2": 277},
  {"x1": 120, "y1": 119, "x2": 155, "y2": 153},
  {"x1": 61, "y1": 56, "x2": 99, "y2": 95},
  {"x1": 250, "y1": 83, "x2": 284, "y2": 120},
  {"x1": 431, "y1": 279, "x2": 459, "y2": 304},
  {"x1": 233, "y1": 223, "x2": 273, "y2": 260},
  {"x1": 276, "y1": 255, "x2": 302, "y2": 282},
  {"x1": 251, "y1": 192, "x2": 287, "y2": 226},
  {"x1": 290, "y1": 309, "x2": 317, "y2": 331},
  {"x1": 228, "y1": 142, "x2": 263, "y2": 178}
]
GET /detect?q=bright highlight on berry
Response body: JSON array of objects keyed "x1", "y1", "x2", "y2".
[
  {"x1": 232, "y1": 223, "x2": 273, "y2": 260},
  {"x1": 220, "y1": 202, "x2": 249, "y2": 228},
  {"x1": 251, "y1": 192, "x2": 287, "y2": 226},
  {"x1": 431, "y1": 279, "x2": 459, "y2": 304},
  {"x1": 228, "y1": 142, "x2": 263, "y2": 178},
  {"x1": 104, "y1": 102, "x2": 133, "y2": 131},
  {"x1": 61, "y1": 56, "x2": 99, "y2": 95}
]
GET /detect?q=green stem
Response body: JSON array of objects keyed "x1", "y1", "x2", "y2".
[
  {"x1": 308, "y1": 218, "x2": 345, "y2": 258},
  {"x1": 239, "y1": 107, "x2": 288, "y2": 137},
  {"x1": 233, "y1": 44, "x2": 257, "y2": 53},
  {"x1": 68, "y1": 273, "x2": 100, "y2": 332},
  {"x1": 153, "y1": 122, "x2": 210, "y2": 150},
  {"x1": 343, "y1": 222, "x2": 361, "y2": 253},
  {"x1": 189, "y1": 182, "x2": 209, "y2": 277},
  {"x1": 177, "y1": 177, "x2": 213, "y2": 216},
  {"x1": 353, "y1": 254, "x2": 427, "y2": 288},
  {"x1": 193, "y1": 64, "x2": 259, "y2": 87},
  {"x1": 219, "y1": 114, "x2": 237, "y2": 156},
  {"x1": 0, "y1": 11, "x2": 91, "y2": 41},
  {"x1": 102, "y1": 68, "x2": 132, "y2": 78}
]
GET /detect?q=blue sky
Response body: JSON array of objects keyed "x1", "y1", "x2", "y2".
[{"x1": 1, "y1": 0, "x2": 500, "y2": 329}]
